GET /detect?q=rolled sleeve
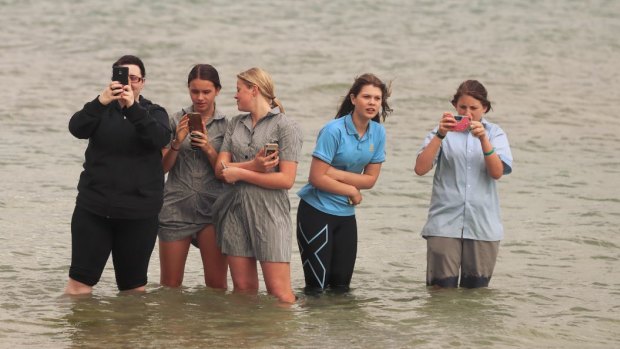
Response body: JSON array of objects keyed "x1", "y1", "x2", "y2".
[
  {"x1": 312, "y1": 126, "x2": 340, "y2": 165},
  {"x1": 489, "y1": 126, "x2": 513, "y2": 175}
]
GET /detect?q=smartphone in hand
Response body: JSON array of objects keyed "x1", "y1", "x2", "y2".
[
  {"x1": 112, "y1": 66, "x2": 129, "y2": 85},
  {"x1": 188, "y1": 112, "x2": 204, "y2": 134},
  {"x1": 188, "y1": 112, "x2": 204, "y2": 150},
  {"x1": 264, "y1": 143, "x2": 279, "y2": 156}
]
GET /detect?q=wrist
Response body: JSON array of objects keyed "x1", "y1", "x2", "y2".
[
  {"x1": 98, "y1": 95, "x2": 111, "y2": 106},
  {"x1": 435, "y1": 131, "x2": 445, "y2": 139},
  {"x1": 170, "y1": 139, "x2": 181, "y2": 151}
]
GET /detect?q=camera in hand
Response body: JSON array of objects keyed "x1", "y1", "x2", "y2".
[{"x1": 453, "y1": 115, "x2": 471, "y2": 132}]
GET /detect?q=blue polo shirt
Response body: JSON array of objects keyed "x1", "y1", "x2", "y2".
[
  {"x1": 418, "y1": 118, "x2": 513, "y2": 241},
  {"x1": 298, "y1": 114, "x2": 386, "y2": 216}
]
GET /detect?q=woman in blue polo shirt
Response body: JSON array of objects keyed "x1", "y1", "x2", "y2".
[
  {"x1": 296, "y1": 73, "x2": 392, "y2": 293},
  {"x1": 414, "y1": 80, "x2": 513, "y2": 288}
]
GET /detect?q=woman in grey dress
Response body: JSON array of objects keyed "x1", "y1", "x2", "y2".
[
  {"x1": 158, "y1": 64, "x2": 228, "y2": 289},
  {"x1": 213, "y1": 67, "x2": 302, "y2": 303}
]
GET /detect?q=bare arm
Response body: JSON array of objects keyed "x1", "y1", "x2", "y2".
[
  {"x1": 325, "y1": 162, "x2": 382, "y2": 189},
  {"x1": 220, "y1": 160, "x2": 298, "y2": 190},
  {"x1": 308, "y1": 157, "x2": 360, "y2": 198},
  {"x1": 415, "y1": 112, "x2": 456, "y2": 176},
  {"x1": 215, "y1": 148, "x2": 279, "y2": 178},
  {"x1": 470, "y1": 120, "x2": 504, "y2": 179}
]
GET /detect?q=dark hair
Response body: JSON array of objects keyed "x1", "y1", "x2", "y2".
[
  {"x1": 336, "y1": 73, "x2": 393, "y2": 123},
  {"x1": 112, "y1": 55, "x2": 145, "y2": 78},
  {"x1": 187, "y1": 64, "x2": 222, "y2": 89},
  {"x1": 451, "y1": 80, "x2": 492, "y2": 113}
]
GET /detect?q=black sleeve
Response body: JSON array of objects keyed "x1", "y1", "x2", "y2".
[
  {"x1": 68, "y1": 97, "x2": 107, "y2": 139},
  {"x1": 123, "y1": 101, "x2": 172, "y2": 149}
]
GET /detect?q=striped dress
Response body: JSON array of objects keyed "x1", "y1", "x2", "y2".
[{"x1": 212, "y1": 108, "x2": 302, "y2": 262}]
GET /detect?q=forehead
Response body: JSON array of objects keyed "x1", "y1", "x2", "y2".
[
  {"x1": 190, "y1": 79, "x2": 217, "y2": 90},
  {"x1": 120, "y1": 64, "x2": 141, "y2": 76},
  {"x1": 358, "y1": 84, "x2": 382, "y2": 96},
  {"x1": 236, "y1": 79, "x2": 248, "y2": 88},
  {"x1": 457, "y1": 94, "x2": 483, "y2": 106}
]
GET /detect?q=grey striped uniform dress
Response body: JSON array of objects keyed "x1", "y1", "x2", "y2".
[
  {"x1": 212, "y1": 107, "x2": 303, "y2": 262},
  {"x1": 158, "y1": 106, "x2": 228, "y2": 241}
]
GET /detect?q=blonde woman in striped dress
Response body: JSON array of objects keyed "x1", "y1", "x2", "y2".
[{"x1": 213, "y1": 67, "x2": 302, "y2": 303}]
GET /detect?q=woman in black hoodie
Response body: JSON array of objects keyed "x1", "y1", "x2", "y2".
[{"x1": 65, "y1": 55, "x2": 171, "y2": 294}]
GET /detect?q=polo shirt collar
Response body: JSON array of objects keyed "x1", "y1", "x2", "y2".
[{"x1": 344, "y1": 113, "x2": 372, "y2": 141}]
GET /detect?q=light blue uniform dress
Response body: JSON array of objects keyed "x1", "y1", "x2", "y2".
[{"x1": 418, "y1": 118, "x2": 513, "y2": 241}]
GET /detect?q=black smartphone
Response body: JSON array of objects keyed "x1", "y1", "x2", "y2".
[{"x1": 112, "y1": 66, "x2": 129, "y2": 85}]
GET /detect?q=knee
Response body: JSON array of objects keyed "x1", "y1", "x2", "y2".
[
  {"x1": 64, "y1": 278, "x2": 93, "y2": 295},
  {"x1": 232, "y1": 279, "x2": 258, "y2": 291},
  {"x1": 205, "y1": 276, "x2": 228, "y2": 290},
  {"x1": 160, "y1": 276, "x2": 183, "y2": 288}
]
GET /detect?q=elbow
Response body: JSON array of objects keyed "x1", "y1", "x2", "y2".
[
  {"x1": 414, "y1": 165, "x2": 428, "y2": 176},
  {"x1": 308, "y1": 174, "x2": 320, "y2": 188},
  {"x1": 363, "y1": 178, "x2": 378, "y2": 190},
  {"x1": 490, "y1": 172, "x2": 503, "y2": 180},
  {"x1": 280, "y1": 174, "x2": 296, "y2": 190}
]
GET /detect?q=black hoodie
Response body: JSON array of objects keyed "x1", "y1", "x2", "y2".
[{"x1": 69, "y1": 96, "x2": 171, "y2": 219}]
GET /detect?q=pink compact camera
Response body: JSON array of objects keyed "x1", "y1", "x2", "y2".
[{"x1": 453, "y1": 115, "x2": 471, "y2": 132}]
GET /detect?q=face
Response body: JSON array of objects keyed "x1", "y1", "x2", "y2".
[
  {"x1": 122, "y1": 64, "x2": 144, "y2": 101},
  {"x1": 189, "y1": 79, "x2": 219, "y2": 114},
  {"x1": 235, "y1": 79, "x2": 254, "y2": 112},
  {"x1": 351, "y1": 84, "x2": 382, "y2": 121},
  {"x1": 455, "y1": 94, "x2": 487, "y2": 121}
]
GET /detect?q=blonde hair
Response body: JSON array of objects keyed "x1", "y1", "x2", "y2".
[{"x1": 237, "y1": 67, "x2": 285, "y2": 113}]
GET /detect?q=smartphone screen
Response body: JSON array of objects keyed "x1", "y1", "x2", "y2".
[{"x1": 112, "y1": 66, "x2": 129, "y2": 85}]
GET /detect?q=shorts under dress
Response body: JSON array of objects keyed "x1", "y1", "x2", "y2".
[
  {"x1": 157, "y1": 106, "x2": 228, "y2": 242},
  {"x1": 212, "y1": 108, "x2": 302, "y2": 262}
]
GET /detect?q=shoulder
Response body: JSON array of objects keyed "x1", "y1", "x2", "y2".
[
  {"x1": 212, "y1": 108, "x2": 228, "y2": 124},
  {"x1": 483, "y1": 118, "x2": 505, "y2": 134},
  {"x1": 320, "y1": 117, "x2": 345, "y2": 134},
  {"x1": 171, "y1": 108, "x2": 187, "y2": 121},
  {"x1": 213, "y1": 107, "x2": 226, "y2": 120},
  {"x1": 230, "y1": 113, "x2": 249, "y2": 123},
  {"x1": 273, "y1": 112, "x2": 302, "y2": 133},
  {"x1": 370, "y1": 120, "x2": 386, "y2": 135}
]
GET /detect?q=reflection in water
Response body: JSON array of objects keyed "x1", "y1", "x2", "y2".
[
  {"x1": 61, "y1": 288, "x2": 297, "y2": 348},
  {"x1": 57, "y1": 288, "x2": 384, "y2": 348}
]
